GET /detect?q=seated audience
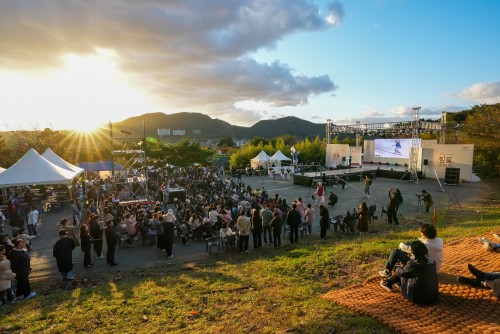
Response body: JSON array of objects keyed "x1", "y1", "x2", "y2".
[
  {"x1": 457, "y1": 264, "x2": 500, "y2": 298},
  {"x1": 380, "y1": 240, "x2": 439, "y2": 305},
  {"x1": 379, "y1": 223, "x2": 443, "y2": 277}
]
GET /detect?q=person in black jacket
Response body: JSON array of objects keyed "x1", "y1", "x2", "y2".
[
  {"x1": 319, "y1": 205, "x2": 329, "y2": 238},
  {"x1": 380, "y1": 240, "x2": 439, "y2": 305},
  {"x1": 162, "y1": 216, "x2": 176, "y2": 258},
  {"x1": 287, "y1": 203, "x2": 301, "y2": 244},
  {"x1": 53, "y1": 229, "x2": 76, "y2": 280},
  {"x1": 8, "y1": 239, "x2": 36, "y2": 299},
  {"x1": 79, "y1": 225, "x2": 94, "y2": 268},
  {"x1": 104, "y1": 220, "x2": 120, "y2": 266},
  {"x1": 89, "y1": 214, "x2": 103, "y2": 259},
  {"x1": 270, "y1": 211, "x2": 282, "y2": 247}
]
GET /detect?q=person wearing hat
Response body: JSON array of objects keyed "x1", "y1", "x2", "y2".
[
  {"x1": 52, "y1": 229, "x2": 75, "y2": 281},
  {"x1": 8, "y1": 239, "x2": 36, "y2": 299},
  {"x1": 421, "y1": 190, "x2": 433, "y2": 213}
]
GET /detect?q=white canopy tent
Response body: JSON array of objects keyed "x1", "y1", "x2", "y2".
[
  {"x1": 250, "y1": 150, "x2": 277, "y2": 169},
  {"x1": 42, "y1": 148, "x2": 84, "y2": 173},
  {"x1": 0, "y1": 148, "x2": 80, "y2": 187},
  {"x1": 269, "y1": 150, "x2": 291, "y2": 167},
  {"x1": 0, "y1": 167, "x2": 5, "y2": 173}
]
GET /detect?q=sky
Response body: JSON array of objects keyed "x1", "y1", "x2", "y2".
[{"x1": 0, "y1": 0, "x2": 499, "y2": 132}]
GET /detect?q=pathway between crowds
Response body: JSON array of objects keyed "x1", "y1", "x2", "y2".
[{"x1": 20, "y1": 173, "x2": 485, "y2": 285}]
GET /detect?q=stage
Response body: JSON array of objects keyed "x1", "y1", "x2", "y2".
[{"x1": 293, "y1": 164, "x2": 422, "y2": 187}]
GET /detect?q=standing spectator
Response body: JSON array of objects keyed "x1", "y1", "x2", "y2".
[
  {"x1": 0, "y1": 211, "x2": 6, "y2": 234},
  {"x1": 27, "y1": 206, "x2": 40, "y2": 237},
  {"x1": 315, "y1": 182, "x2": 325, "y2": 206},
  {"x1": 421, "y1": 190, "x2": 433, "y2": 213},
  {"x1": 319, "y1": 205, "x2": 329, "y2": 238},
  {"x1": 387, "y1": 188, "x2": 400, "y2": 225},
  {"x1": 287, "y1": 203, "x2": 301, "y2": 244},
  {"x1": 60, "y1": 218, "x2": 80, "y2": 247},
  {"x1": 364, "y1": 176, "x2": 372, "y2": 197},
  {"x1": 0, "y1": 245, "x2": 16, "y2": 305},
  {"x1": 8, "y1": 239, "x2": 36, "y2": 299},
  {"x1": 71, "y1": 199, "x2": 81, "y2": 222},
  {"x1": 163, "y1": 215, "x2": 176, "y2": 258},
  {"x1": 89, "y1": 214, "x2": 104, "y2": 259},
  {"x1": 104, "y1": 220, "x2": 120, "y2": 266},
  {"x1": 357, "y1": 202, "x2": 369, "y2": 235},
  {"x1": 295, "y1": 197, "x2": 305, "y2": 225},
  {"x1": 321, "y1": 173, "x2": 328, "y2": 192},
  {"x1": 271, "y1": 211, "x2": 282, "y2": 247},
  {"x1": 79, "y1": 225, "x2": 93, "y2": 268},
  {"x1": 52, "y1": 229, "x2": 75, "y2": 281},
  {"x1": 304, "y1": 203, "x2": 314, "y2": 235},
  {"x1": 236, "y1": 210, "x2": 250, "y2": 253},
  {"x1": 251, "y1": 206, "x2": 263, "y2": 249},
  {"x1": 261, "y1": 204, "x2": 273, "y2": 244}
]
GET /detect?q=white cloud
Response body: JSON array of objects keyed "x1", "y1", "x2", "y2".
[
  {"x1": 325, "y1": 2, "x2": 345, "y2": 27},
  {"x1": 362, "y1": 107, "x2": 385, "y2": 117},
  {"x1": 455, "y1": 82, "x2": 500, "y2": 103},
  {"x1": 0, "y1": 0, "x2": 338, "y2": 126}
]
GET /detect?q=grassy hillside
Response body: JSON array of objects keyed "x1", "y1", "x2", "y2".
[{"x1": 1, "y1": 203, "x2": 499, "y2": 333}]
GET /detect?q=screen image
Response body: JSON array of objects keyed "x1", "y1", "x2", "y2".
[{"x1": 374, "y1": 139, "x2": 419, "y2": 158}]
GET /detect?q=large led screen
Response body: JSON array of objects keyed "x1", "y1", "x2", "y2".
[{"x1": 374, "y1": 139, "x2": 419, "y2": 158}]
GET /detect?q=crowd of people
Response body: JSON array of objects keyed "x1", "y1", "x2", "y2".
[{"x1": 0, "y1": 165, "x2": 498, "y2": 308}]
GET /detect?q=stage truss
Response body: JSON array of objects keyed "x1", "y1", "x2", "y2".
[
  {"x1": 326, "y1": 109, "x2": 446, "y2": 184},
  {"x1": 108, "y1": 121, "x2": 150, "y2": 200}
]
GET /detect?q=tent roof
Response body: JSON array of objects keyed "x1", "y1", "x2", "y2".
[
  {"x1": 42, "y1": 148, "x2": 84, "y2": 173},
  {"x1": 250, "y1": 150, "x2": 271, "y2": 162},
  {"x1": 78, "y1": 161, "x2": 124, "y2": 172},
  {"x1": 270, "y1": 150, "x2": 291, "y2": 161},
  {"x1": 0, "y1": 148, "x2": 79, "y2": 187},
  {"x1": 0, "y1": 167, "x2": 5, "y2": 173}
]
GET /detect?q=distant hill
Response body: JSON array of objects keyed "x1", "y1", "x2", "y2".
[{"x1": 114, "y1": 112, "x2": 325, "y2": 139}]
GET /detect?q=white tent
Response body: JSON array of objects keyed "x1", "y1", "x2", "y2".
[
  {"x1": 270, "y1": 150, "x2": 291, "y2": 162},
  {"x1": 0, "y1": 167, "x2": 5, "y2": 173},
  {"x1": 250, "y1": 150, "x2": 277, "y2": 169},
  {"x1": 0, "y1": 148, "x2": 80, "y2": 187},
  {"x1": 42, "y1": 148, "x2": 84, "y2": 173}
]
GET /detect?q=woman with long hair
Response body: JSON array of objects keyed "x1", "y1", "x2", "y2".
[
  {"x1": 380, "y1": 240, "x2": 439, "y2": 305},
  {"x1": 79, "y1": 224, "x2": 93, "y2": 268}
]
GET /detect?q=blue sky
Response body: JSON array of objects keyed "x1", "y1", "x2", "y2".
[{"x1": 0, "y1": 0, "x2": 498, "y2": 131}]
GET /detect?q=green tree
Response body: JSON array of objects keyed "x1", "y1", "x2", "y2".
[
  {"x1": 217, "y1": 137, "x2": 235, "y2": 147},
  {"x1": 161, "y1": 138, "x2": 213, "y2": 167},
  {"x1": 459, "y1": 104, "x2": 500, "y2": 176}
]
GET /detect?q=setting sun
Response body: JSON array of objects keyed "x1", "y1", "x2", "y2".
[{"x1": 0, "y1": 49, "x2": 162, "y2": 132}]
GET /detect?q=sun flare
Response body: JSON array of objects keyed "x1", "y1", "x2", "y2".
[{"x1": 0, "y1": 49, "x2": 162, "y2": 131}]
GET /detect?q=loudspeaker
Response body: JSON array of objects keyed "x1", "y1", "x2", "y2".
[
  {"x1": 445, "y1": 167, "x2": 460, "y2": 186},
  {"x1": 423, "y1": 159, "x2": 428, "y2": 166}
]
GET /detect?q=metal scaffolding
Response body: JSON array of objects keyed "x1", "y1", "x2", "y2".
[
  {"x1": 108, "y1": 121, "x2": 149, "y2": 200},
  {"x1": 326, "y1": 109, "x2": 446, "y2": 184}
]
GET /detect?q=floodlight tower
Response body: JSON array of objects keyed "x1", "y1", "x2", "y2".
[
  {"x1": 409, "y1": 107, "x2": 421, "y2": 183},
  {"x1": 326, "y1": 119, "x2": 332, "y2": 144}
]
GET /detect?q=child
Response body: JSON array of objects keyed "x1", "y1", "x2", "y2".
[{"x1": 0, "y1": 245, "x2": 16, "y2": 305}]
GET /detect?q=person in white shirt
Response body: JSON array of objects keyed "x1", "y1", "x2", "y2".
[
  {"x1": 27, "y1": 206, "x2": 39, "y2": 237},
  {"x1": 379, "y1": 223, "x2": 443, "y2": 278}
]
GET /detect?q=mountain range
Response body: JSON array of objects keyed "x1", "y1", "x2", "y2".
[{"x1": 114, "y1": 112, "x2": 326, "y2": 139}]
